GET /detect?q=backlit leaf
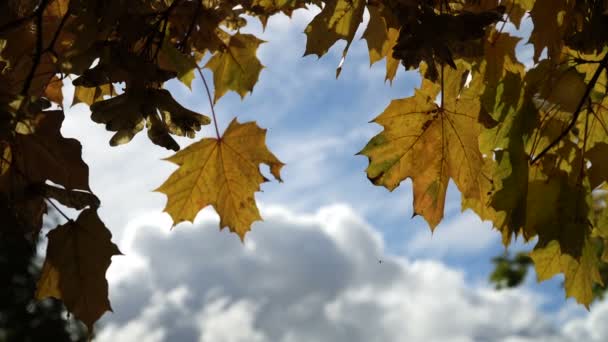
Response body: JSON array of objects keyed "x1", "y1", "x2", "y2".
[
  {"x1": 36, "y1": 209, "x2": 121, "y2": 330},
  {"x1": 304, "y1": 0, "x2": 365, "y2": 58},
  {"x1": 157, "y1": 119, "x2": 283, "y2": 239},
  {"x1": 205, "y1": 33, "x2": 264, "y2": 102},
  {"x1": 360, "y1": 64, "x2": 485, "y2": 228}
]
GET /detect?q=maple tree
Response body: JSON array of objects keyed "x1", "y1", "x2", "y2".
[{"x1": 1, "y1": 0, "x2": 608, "y2": 334}]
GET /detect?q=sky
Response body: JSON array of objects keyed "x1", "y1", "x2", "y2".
[{"x1": 52, "y1": 7, "x2": 608, "y2": 342}]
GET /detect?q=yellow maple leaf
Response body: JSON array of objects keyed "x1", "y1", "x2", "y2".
[
  {"x1": 205, "y1": 33, "x2": 264, "y2": 102},
  {"x1": 156, "y1": 119, "x2": 284, "y2": 239},
  {"x1": 360, "y1": 64, "x2": 485, "y2": 228},
  {"x1": 531, "y1": 239, "x2": 603, "y2": 308},
  {"x1": 36, "y1": 209, "x2": 122, "y2": 330}
]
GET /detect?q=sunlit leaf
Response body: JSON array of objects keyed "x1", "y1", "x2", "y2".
[{"x1": 157, "y1": 119, "x2": 283, "y2": 239}]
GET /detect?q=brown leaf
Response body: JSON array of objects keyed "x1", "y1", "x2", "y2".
[{"x1": 36, "y1": 209, "x2": 121, "y2": 330}]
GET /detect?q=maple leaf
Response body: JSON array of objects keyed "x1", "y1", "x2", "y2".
[
  {"x1": 531, "y1": 238, "x2": 603, "y2": 308},
  {"x1": 72, "y1": 84, "x2": 115, "y2": 107},
  {"x1": 362, "y1": 5, "x2": 400, "y2": 82},
  {"x1": 158, "y1": 40, "x2": 197, "y2": 89},
  {"x1": 14, "y1": 110, "x2": 90, "y2": 191},
  {"x1": 500, "y1": 0, "x2": 534, "y2": 28},
  {"x1": 476, "y1": 72, "x2": 537, "y2": 244},
  {"x1": 156, "y1": 119, "x2": 284, "y2": 239},
  {"x1": 585, "y1": 143, "x2": 608, "y2": 188},
  {"x1": 528, "y1": 0, "x2": 574, "y2": 62},
  {"x1": 360, "y1": 65, "x2": 485, "y2": 228},
  {"x1": 483, "y1": 30, "x2": 524, "y2": 87},
  {"x1": 304, "y1": 0, "x2": 365, "y2": 58},
  {"x1": 36, "y1": 209, "x2": 122, "y2": 330},
  {"x1": 205, "y1": 33, "x2": 264, "y2": 102}
]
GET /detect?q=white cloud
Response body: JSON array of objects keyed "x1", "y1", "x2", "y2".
[
  {"x1": 405, "y1": 210, "x2": 499, "y2": 258},
  {"x1": 93, "y1": 204, "x2": 599, "y2": 342}
]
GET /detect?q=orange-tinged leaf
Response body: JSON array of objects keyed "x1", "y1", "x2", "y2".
[
  {"x1": 36, "y1": 209, "x2": 121, "y2": 330},
  {"x1": 157, "y1": 119, "x2": 283, "y2": 239},
  {"x1": 205, "y1": 33, "x2": 264, "y2": 102}
]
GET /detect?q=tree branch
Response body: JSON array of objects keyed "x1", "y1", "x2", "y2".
[
  {"x1": 179, "y1": 0, "x2": 202, "y2": 52},
  {"x1": 530, "y1": 53, "x2": 608, "y2": 164}
]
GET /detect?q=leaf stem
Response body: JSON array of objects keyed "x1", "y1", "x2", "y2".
[
  {"x1": 46, "y1": 197, "x2": 72, "y2": 222},
  {"x1": 440, "y1": 63, "x2": 445, "y2": 109},
  {"x1": 0, "y1": 154, "x2": 73, "y2": 223},
  {"x1": 44, "y1": 7, "x2": 71, "y2": 58},
  {"x1": 530, "y1": 53, "x2": 608, "y2": 164},
  {"x1": 179, "y1": 0, "x2": 202, "y2": 52},
  {"x1": 196, "y1": 66, "x2": 221, "y2": 139}
]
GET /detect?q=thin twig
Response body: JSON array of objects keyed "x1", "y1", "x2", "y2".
[
  {"x1": 179, "y1": 0, "x2": 202, "y2": 52},
  {"x1": 44, "y1": 7, "x2": 71, "y2": 58},
  {"x1": 489, "y1": 4, "x2": 513, "y2": 46},
  {"x1": 440, "y1": 63, "x2": 445, "y2": 109},
  {"x1": 530, "y1": 53, "x2": 608, "y2": 164},
  {"x1": 46, "y1": 197, "x2": 72, "y2": 222},
  {"x1": 0, "y1": 154, "x2": 76, "y2": 224},
  {"x1": 0, "y1": 15, "x2": 34, "y2": 35},
  {"x1": 196, "y1": 66, "x2": 221, "y2": 139},
  {"x1": 579, "y1": 106, "x2": 590, "y2": 184},
  {"x1": 0, "y1": 0, "x2": 47, "y2": 35}
]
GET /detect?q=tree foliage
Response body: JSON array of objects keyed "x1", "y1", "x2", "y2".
[
  {"x1": 1, "y1": 0, "x2": 608, "y2": 333},
  {"x1": 0, "y1": 210, "x2": 87, "y2": 342}
]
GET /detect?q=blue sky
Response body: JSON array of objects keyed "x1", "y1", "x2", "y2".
[{"x1": 55, "y1": 7, "x2": 608, "y2": 342}]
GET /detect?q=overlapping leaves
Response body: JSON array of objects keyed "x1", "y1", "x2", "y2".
[{"x1": 2, "y1": 0, "x2": 608, "y2": 335}]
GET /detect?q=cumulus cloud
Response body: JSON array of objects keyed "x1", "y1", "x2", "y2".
[
  {"x1": 92, "y1": 204, "x2": 607, "y2": 342},
  {"x1": 405, "y1": 210, "x2": 499, "y2": 258}
]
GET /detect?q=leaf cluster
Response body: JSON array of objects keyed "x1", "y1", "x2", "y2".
[{"x1": 1, "y1": 0, "x2": 608, "y2": 332}]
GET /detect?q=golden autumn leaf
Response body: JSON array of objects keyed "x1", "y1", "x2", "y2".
[
  {"x1": 531, "y1": 238, "x2": 603, "y2": 308},
  {"x1": 36, "y1": 209, "x2": 121, "y2": 330},
  {"x1": 205, "y1": 33, "x2": 265, "y2": 102},
  {"x1": 156, "y1": 119, "x2": 283, "y2": 239},
  {"x1": 360, "y1": 65, "x2": 485, "y2": 228}
]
